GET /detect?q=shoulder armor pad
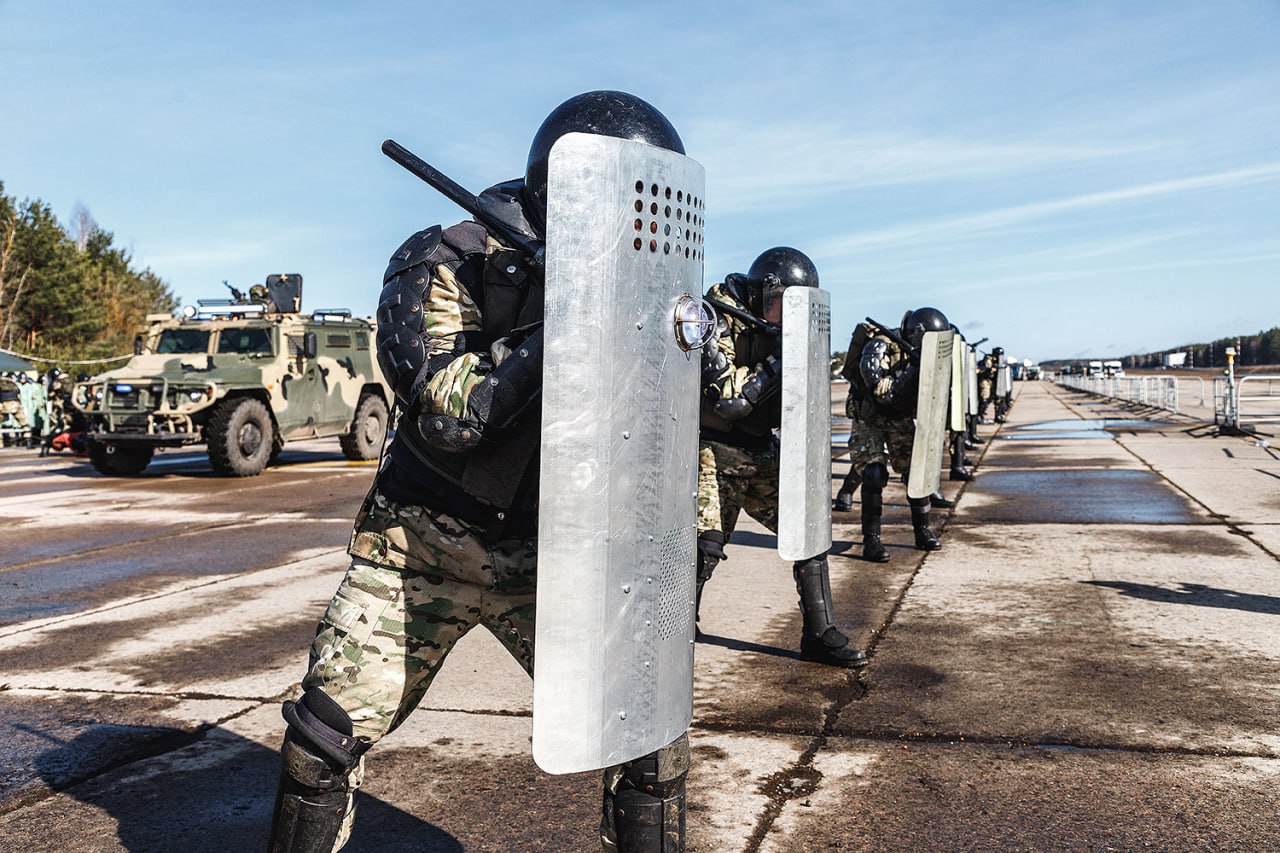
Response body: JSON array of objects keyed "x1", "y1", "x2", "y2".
[
  {"x1": 721, "y1": 273, "x2": 751, "y2": 306},
  {"x1": 384, "y1": 225, "x2": 443, "y2": 283}
]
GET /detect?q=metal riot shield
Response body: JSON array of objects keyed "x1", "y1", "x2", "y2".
[
  {"x1": 906, "y1": 330, "x2": 955, "y2": 500},
  {"x1": 778, "y1": 287, "x2": 832, "y2": 562},
  {"x1": 949, "y1": 336, "x2": 967, "y2": 432},
  {"x1": 997, "y1": 361, "x2": 1012, "y2": 397},
  {"x1": 965, "y1": 346, "x2": 979, "y2": 417},
  {"x1": 533, "y1": 133, "x2": 705, "y2": 775}
]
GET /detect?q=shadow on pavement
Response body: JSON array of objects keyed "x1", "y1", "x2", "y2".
[
  {"x1": 696, "y1": 632, "x2": 798, "y2": 660},
  {"x1": 19, "y1": 725, "x2": 460, "y2": 852},
  {"x1": 1084, "y1": 580, "x2": 1280, "y2": 615}
]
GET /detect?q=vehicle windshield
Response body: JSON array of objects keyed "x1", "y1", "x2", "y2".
[
  {"x1": 216, "y1": 327, "x2": 274, "y2": 355},
  {"x1": 155, "y1": 329, "x2": 212, "y2": 354}
]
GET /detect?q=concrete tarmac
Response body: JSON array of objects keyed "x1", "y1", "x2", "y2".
[{"x1": 1, "y1": 384, "x2": 1278, "y2": 850}]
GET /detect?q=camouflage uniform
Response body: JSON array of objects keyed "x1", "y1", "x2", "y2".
[
  {"x1": 844, "y1": 334, "x2": 915, "y2": 476},
  {"x1": 277, "y1": 219, "x2": 687, "y2": 851},
  {"x1": 695, "y1": 272, "x2": 866, "y2": 669},
  {"x1": 842, "y1": 329, "x2": 943, "y2": 560},
  {"x1": 0, "y1": 375, "x2": 28, "y2": 430},
  {"x1": 696, "y1": 280, "x2": 781, "y2": 539},
  {"x1": 976, "y1": 353, "x2": 996, "y2": 421}
]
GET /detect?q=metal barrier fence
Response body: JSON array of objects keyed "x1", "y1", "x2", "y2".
[
  {"x1": 1215, "y1": 375, "x2": 1280, "y2": 433},
  {"x1": 1057, "y1": 374, "x2": 1181, "y2": 413}
]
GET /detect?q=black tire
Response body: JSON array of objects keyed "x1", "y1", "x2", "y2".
[
  {"x1": 207, "y1": 397, "x2": 275, "y2": 476},
  {"x1": 87, "y1": 440, "x2": 153, "y2": 476},
  {"x1": 339, "y1": 394, "x2": 388, "y2": 460}
]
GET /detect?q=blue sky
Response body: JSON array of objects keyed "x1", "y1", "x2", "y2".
[{"x1": 1, "y1": 1, "x2": 1276, "y2": 362}]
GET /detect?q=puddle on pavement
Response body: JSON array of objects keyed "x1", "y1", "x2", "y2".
[
  {"x1": 1002, "y1": 418, "x2": 1172, "y2": 440},
  {"x1": 967, "y1": 469, "x2": 1201, "y2": 523}
]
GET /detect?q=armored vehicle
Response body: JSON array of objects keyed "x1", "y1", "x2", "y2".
[{"x1": 74, "y1": 275, "x2": 393, "y2": 476}]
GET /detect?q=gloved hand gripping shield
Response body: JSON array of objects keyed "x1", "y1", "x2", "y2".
[
  {"x1": 906, "y1": 329, "x2": 955, "y2": 499},
  {"x1": 949, "y1": 333, "x2": 968, "y2": 432},
  {"x1": 777, "y1": 286, "x2": 832, "y2": 561},
  {"x1": 533, "y1": 133, "x2": 708, "y2": 774}
]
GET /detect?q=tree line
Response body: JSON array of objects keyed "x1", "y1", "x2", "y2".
[
  {"x1": 0, "y1": 180, "x2": 175, "y2": 369},
  {"x1": 1124, "y1": 326, "x2": 1280, "y2": 369}
]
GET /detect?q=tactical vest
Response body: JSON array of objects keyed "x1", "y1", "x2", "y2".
[{"x1": 381, "y1": 219, "x2": 544, "y2": 532}]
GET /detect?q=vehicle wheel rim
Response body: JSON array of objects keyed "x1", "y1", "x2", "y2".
[
  {"x1": 238, "y1": 422, "x2": 263, "y2": 456},
  {"x1": 363, "y1": 416, "x2": 381, "y2": 444}
]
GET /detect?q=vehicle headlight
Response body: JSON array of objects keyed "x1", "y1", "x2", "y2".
[
  {"x1": 94, "y1": 389, "x2": 104, "y2": 401},
  {"x1": 187, "y1": 390, "x2": 204, "y2": 402}
]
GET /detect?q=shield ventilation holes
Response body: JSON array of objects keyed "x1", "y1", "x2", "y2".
[
  {"x1": 656, "y1": 526, "x2": 696, "y2": 640},
  {"x1": 632, "y1": 179, "x2": 703, "y2": 260}
]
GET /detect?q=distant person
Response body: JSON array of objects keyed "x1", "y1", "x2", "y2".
[
  {"x1": 696, "y1": 247, "x2": 867, "y2": 668},
  {"x1": 837, "y1": 309, "x2": 950, "y2": 562}
]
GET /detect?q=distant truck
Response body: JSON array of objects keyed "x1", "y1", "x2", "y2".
[
  {"x1": 74, "y1": 275, "x2": 393, "y2": 477},
  {"x1": 1162, "y1": 352, "x2": 1188, "y2": 368}
]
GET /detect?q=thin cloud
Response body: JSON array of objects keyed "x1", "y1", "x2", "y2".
[
  {"x1": 687, "y1": 122, "x2": 1152, "y2": 212},
  {"x1": 819, "y1": 162, "x2": 1280, "y2": 254}
]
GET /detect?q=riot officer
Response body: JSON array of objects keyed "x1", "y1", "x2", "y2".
[
  {"x1": 977, "y1": 346, "x2": 1001, "y2": 423},
  {"x1": 696, "y1": 248, "x2": 867, "y2": 669},
  {"x1": 839, "y1": 308, "x2": 950, "y2": 562},
  {"x1": 0, "y1": 371, "x2": 27, "y2": 445},
  {"x1": 268, "y1": 92, "x2": 692, "y2": 853}
]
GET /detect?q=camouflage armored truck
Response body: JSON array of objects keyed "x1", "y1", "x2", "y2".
[{"x1": 74, "y1": 274, "x2": 393, "y2": 477}]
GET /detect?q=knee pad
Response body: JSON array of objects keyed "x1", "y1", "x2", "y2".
[
  {"x1": 862, "y1": 461, "x2": 889, "y2": 490},
  {"x1": 282, "y1": 687, "x2": 368, "y2": 776}
]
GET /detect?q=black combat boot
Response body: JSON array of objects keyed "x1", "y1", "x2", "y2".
[
  {"x1": 909, "y1": 497, "x2": 941, "y2": 551},
  {"x1": 860, "y1": 462, "x2": 890, "y2": 562},
  {"x1": 603, "y1": 741, "x2": 688, "y2": 852},
  {"x1": 794, "y1": 556, "x2": 868, "y2": 668},
  {"x1": 268, "y1": 733, "x2": 350, "y2": 852},
  {"x1": 833, "y1": 470, "x2": 860, "y2": 513},
  {"x1": 929, "y1": 490, "x2": 954, "y2": 509}
]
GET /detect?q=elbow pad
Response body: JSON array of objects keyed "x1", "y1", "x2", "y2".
[
  {"x1": 712, "y1": 397, "x2": 754, "y2": 421},
  {"x1": 701, "y1": 338, "x2": 730, "y2": 385}
]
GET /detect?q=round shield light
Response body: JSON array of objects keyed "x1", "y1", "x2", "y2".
[{"x1": 673, "y1": 295, "x2": 717, "y2": 352}]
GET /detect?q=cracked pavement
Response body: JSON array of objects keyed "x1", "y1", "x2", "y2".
[{"x1": 2, "y1": 381, "x2": 1279, "y2": 850}]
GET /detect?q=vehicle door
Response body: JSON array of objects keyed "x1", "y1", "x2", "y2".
[
  {"x1": 315, "y1": 326, "x2": 361, "y2": 429},
  {"x1": 279, "y1": 328, "x2": 326, "y2": 438}
]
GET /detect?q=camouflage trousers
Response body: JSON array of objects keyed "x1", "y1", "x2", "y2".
[
  {"x1": 696, "y1": 439, "x2": 779, "y2": 537},
  {"x1": 299, "y1": 489, "x2": 688, "y2": 850},
  {"x1": 846, "y1": 416, "x2": 915, "y2": 478},
  {"x1": 0, "y1": 399, "x2": 27, "y2": 428}
]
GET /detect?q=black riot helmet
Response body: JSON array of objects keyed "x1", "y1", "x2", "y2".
[
  {"x1": 746, "y1": 247, "x2": 819, "y2": 323},
  {"x1": 992, "y1": 346, "x2": 1004, "y2": 358},
  {"x1": 523, "y1": 90, "x2": 685, "y2": 234},
  {"x1": 901, "y1": 307, "x2": 950, "y2": 347}
]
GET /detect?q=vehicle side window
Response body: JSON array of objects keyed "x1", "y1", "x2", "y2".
[
  {"x1": 326, "y1": 333, "x2": 351, "y2": 348},
  {"x1": 355, "y1": 332, "x2": 369, "y2": 350}
]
